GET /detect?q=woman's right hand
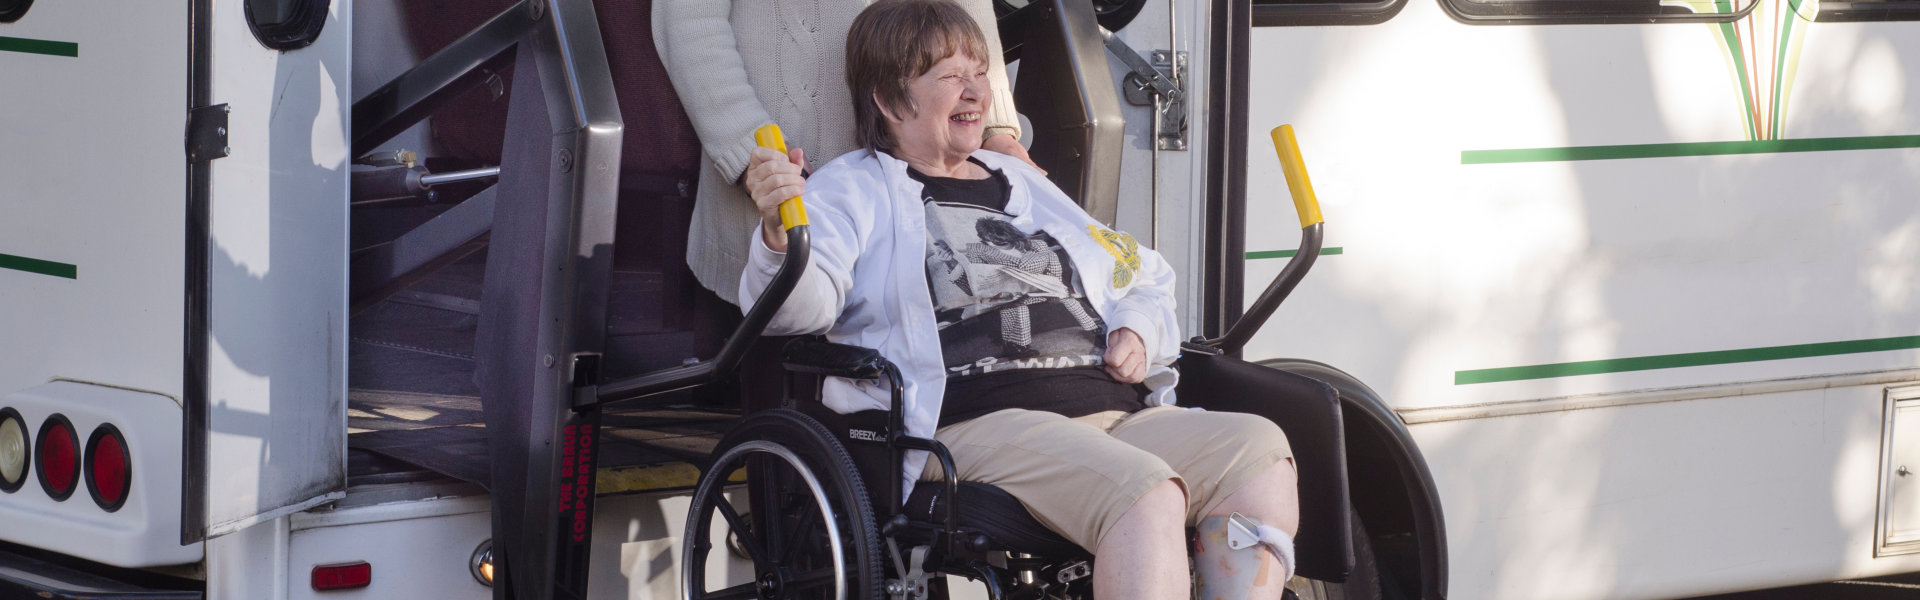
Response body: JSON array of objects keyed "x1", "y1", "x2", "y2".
[{"x1": 746, "y1": 145, "x2": 808, "y2": 252}]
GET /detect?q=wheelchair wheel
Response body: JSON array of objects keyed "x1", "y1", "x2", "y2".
[
  {"x1": 1288, "y1": 507, "x2": 1387, "y2": 600},
  {"x1": 682, "y1": 409, "x2": 883, "y2": 600}
]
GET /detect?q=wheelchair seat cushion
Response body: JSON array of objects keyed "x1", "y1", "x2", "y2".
[{"x1": 904, "y1": 481, "x2": 1087, "y2": 559}]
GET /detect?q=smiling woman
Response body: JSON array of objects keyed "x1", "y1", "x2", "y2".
[{"x1": 727, "y1": 3, "x2": 1303, "y2": 600}]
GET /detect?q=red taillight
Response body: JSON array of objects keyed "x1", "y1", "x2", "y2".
[
  {"x1": 311, "y1": 561, "x2": 372, "y2": 591},
  {"x1": 35, "y1": 414, "x2": 78, "y2": 501},
  {"x1": 85, "y1": 424, "x2": 131, "y2": 511}
]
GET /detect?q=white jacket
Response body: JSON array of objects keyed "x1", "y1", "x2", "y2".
[{"x1": 740, "y1": 149, "x2": 1182, "y2": 495}]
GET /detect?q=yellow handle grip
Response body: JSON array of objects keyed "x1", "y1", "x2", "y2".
[
  {"x1": 1271, "y1": 125, "x2": 1323, "y2": 228},
  {"x1": 753, "y1": 124, "x2": 810, "y2": 229}
]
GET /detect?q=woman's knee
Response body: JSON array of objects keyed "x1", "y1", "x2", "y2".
[
  {"x1": 1102, "y1": 479, "x2": 1189, "y2": 549},
  {"x1": 1230, "y1": 411, "x2": 1289, "y2": 442},
  {"x1": 1136, "y1": 479, "x2": 1187, "y2": 515}
]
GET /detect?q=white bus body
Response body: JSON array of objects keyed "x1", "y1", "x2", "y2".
[{"x1": 1240, "y1": 1, "x2": 1920, "y2": 598}]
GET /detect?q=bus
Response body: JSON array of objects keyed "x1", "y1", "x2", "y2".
[{"x1": 0, "y1": 0, "x2": 1914, "y2": 598}]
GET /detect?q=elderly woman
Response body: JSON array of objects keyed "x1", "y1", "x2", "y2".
[{"x1": 740, "y1": 1, "x2": 1300, "y2": 598}]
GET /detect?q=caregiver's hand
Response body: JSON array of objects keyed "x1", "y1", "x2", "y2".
[{"x1": 983, "y1": 133, "x2": 1044, "y2": 175}]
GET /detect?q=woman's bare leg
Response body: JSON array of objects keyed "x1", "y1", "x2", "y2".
[
  {"x1": 1210, "y1": 459, "x2": 1298, "y2": 535},
  {"x1": 1194, "y1": 460, "x2": 1299, "y2": 600},
  {"x1": 1094, "y1": 480, "x2": 1190, "y2": 600}
]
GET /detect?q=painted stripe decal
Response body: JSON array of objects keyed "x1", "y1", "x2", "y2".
[
  {"x1": 0, "y1": 252, "x2": 77, "y2": 279},
  {"x1": 1455, "y1": 334, "x2": 1920, "y2": 385},
  {"x1": 1461, "y1": 134, "x2": 1920, "y2": 164},
  {"x1": 1246, "y1": 247, "x2": 1343, "y2": 260},
  {"x1": 0, "y1": 36, "x2": 78, "y2": 58}
]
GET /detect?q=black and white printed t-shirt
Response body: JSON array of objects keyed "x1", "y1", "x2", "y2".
[{"x1": 910, "y1": 160, "x2": 1144, "y2": 428}]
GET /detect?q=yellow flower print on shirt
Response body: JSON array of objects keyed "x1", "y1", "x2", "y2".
[{"x1": 1087, "y1": 225, "x2": 1141, "y2": 289}]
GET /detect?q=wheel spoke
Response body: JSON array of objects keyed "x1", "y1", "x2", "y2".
[
  {"x1": 779, "y1": 505, "x2": 822, "y2": 566},
  {"x1": 784, "y1": 567, "x2": 837, "y2": 591},
  {"x1": 696, "y1": 581, "x2": 761, "y2": 600},
  {"x1": 755, "y1": 459, "x2": 786, "y2": 562},
  {"x1": 715, "y1": 499, "x2": 771, "y2": 566}
]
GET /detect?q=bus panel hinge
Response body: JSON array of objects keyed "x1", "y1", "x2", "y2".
[
  {"x1": 186, "y1": 104, "x2": 231, "y2": 163},
  {"x1": 1104, "y1": 35, "x2": 1187, "y2": 150}
]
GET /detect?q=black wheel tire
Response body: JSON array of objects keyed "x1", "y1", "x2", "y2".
[
  {"x1": 1288, "y1": 507, "x2": 1387, "y2": 600},
  {"x1": 683, "y1": 409, "x2": 884, "y2": 600}
]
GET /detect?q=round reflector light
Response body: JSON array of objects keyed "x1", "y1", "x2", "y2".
[
  {"x1": 86, "y1": 424, "x2": 131, "y2": 511},
  {"x1": 0, "y1": 408, "x2": 27, "y2": 493},
  {"x1": 36, "y1": 414, "x2": 78, "y2": 501}
]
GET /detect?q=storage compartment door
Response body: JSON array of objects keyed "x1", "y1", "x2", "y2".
[{"x1": 200, "y1": 0, "x2": 352, "y2": 537}]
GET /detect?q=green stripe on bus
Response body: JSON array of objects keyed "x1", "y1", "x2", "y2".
[
  {"x1": 0, "y1": 36, "x2": 78, "y2": 58},
  {"x1": 1461, "y1": 135, "x2": 1920, "y2": 165},
  {"x1": 0, "y1": 253, "x2": 77, "y2": 279},
  {"x1": 1246, "y1": 247, "x2": 1343, "y2": 260},
  {"x1": 1455, "y1": 334, "x2": 1920, "y2": 385}
]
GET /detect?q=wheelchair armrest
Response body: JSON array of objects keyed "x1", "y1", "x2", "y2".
[{"x1": 781, "y1": 337, "x2": 895, "y2": 380}]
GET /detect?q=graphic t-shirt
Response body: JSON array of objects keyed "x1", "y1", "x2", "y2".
[{"x1": 911, "y1": 161, "x2": 1144, "y2": 427}]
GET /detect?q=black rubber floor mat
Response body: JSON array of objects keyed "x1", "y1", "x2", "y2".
[
  {"x1": 352, "y1": 425, "x2": 493, "y2": 487},
  {"x1": 347, "y1": 400, "x2": 738, "y2": 490}
]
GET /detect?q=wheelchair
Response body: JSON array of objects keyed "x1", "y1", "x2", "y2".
[{"x1": 677, "y1": 128, "x2": 1347, "y2": 600}]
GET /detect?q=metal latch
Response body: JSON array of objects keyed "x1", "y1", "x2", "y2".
[
  {"x1": 1103, "y1": 33, "x2": 1187, "y2": 151},
  {"x1": 1056, "y1": 560, "x2": 1092, "y2": 584},
  {"x1": 186, "y1": 104, "x2": 231, "y2": 163}
]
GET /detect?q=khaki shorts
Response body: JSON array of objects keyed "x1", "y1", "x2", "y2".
[{"x1": 919, "y1": 406, "x2": 1292, "y2": 553}]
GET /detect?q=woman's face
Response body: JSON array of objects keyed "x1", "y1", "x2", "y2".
[{"x1": 885, "y1": 51, "x2": 990, "y2": 167}]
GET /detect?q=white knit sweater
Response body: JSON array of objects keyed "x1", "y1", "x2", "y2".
[{"x1": 653, "y1": 0, "x2": 1023, "y2": 301}]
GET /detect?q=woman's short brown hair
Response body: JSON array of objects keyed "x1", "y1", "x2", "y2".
[{"x1": 846, "y1": 0, "x2": 989, "y2": 154}]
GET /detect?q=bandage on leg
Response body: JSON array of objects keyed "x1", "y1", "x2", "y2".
[{"x1": 1194, "y1": 513, "x2": 1295, "y2": 600}]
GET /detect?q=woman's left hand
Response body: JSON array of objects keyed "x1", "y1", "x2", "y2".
[
  {"x1": 1104, "y1": 327, "x2": 1148, "y2": 384},
  {"x1": 983, "y1": 133, "x2": 1046, "y2": 174}
]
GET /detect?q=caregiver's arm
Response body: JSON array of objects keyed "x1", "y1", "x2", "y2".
[{"x1": 654, "y1": 0, "x2": 774, "y2": 185}]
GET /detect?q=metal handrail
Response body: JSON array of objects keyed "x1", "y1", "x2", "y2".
[
  {"x1": 583, "y1": 225, "x2": 812, "y2": 407},
  {"x1": 350, "y1": 2, "x2": 536, "y2": 158},
  {"x1": 1196, "y1": 124, "x2": 1325, "y2": 354}
]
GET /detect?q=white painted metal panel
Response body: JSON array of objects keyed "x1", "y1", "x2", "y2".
[
  {"x1": 0, "y1": 0, "x2": 186, "y2": 401},
  {"x1": 200, "y1": 0, "x2": 352, "y2": 535},
  {"x1": 1241, "y1": 9, "x2": 1920, "y2": 411},
  {"x1": 1412, "y1": 382, "x2": 1920, "y2": 600},
  {"x1": 0, "y1": 382, "x2": 201, "y2": 567},
  {"x1": 284, "y1": 498, "x2": 492, "y2": 600},
  {"x1": 1236, "y1": 3, "x2": 1920, "y2": 598}
]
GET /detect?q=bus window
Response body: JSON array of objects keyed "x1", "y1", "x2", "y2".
[
  {"x1": 0, "y1": 0, "x2": 31, "y2": 23},
  {"x1": 1815, "y1": 0, "x2": 1920, "y2": 21},
  {"x1": 1440, "y1": 0, "x2": 1759, "y2": 24},
  {"x1": 1253, "y1": 0, "x2": 1409, "y2": 26},
  {"x1": 244, "y1": 0, "x2": 329, "y2": 51}
]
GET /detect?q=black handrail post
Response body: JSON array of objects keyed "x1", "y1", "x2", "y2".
[
  {"x1": 580, "y1": 225, "x2": 813, "y2": 408},
  {"x1": 1200, "y1": 222, "x2": 1323, "y2": 354}
]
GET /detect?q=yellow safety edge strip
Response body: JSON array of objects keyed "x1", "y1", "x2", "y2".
[
  {"x1": 597, "y1": 462, "x2": 746, "y2": 495},
  {"x1": 1271, "y1": 125, "x2": 1324, "y2": 228},
  {"x1": 753, "y1": 124, "x2": 810, "y2": 228}
]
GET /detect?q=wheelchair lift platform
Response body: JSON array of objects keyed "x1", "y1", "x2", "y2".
[{"x1": 346, "y1": 258, "x2": 738, "y2": 496}]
